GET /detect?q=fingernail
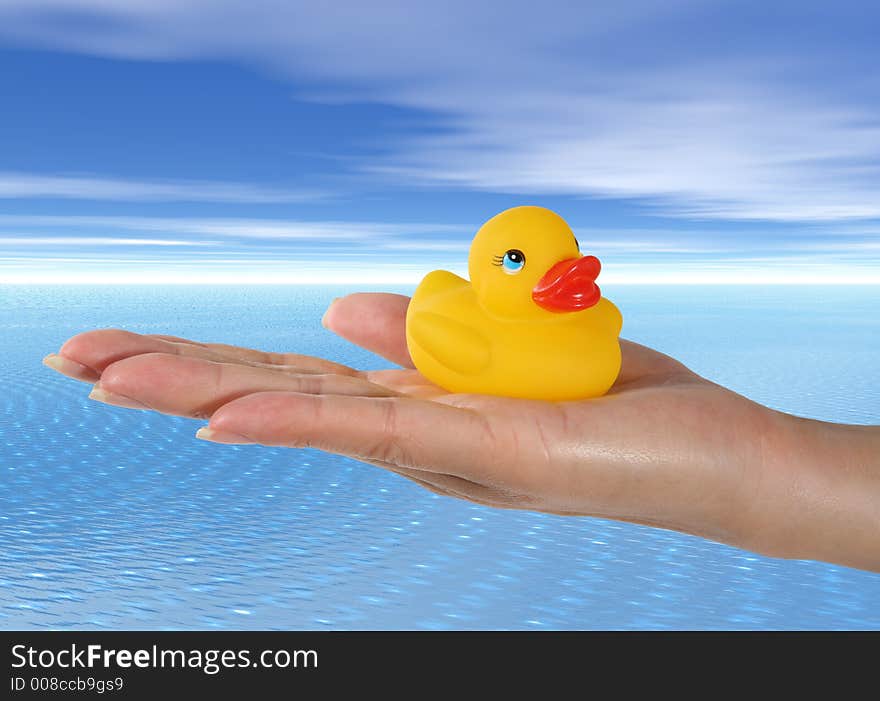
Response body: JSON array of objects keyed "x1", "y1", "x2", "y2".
[
  {"x1": 42, "y1": 353, "x2": 97, "y2": 380},
  {"x1": 195, "y1": 427, "x2": 254, "y2": 445},
  {"x1": 321, "y1": 297, "x2": 343, "y2": 329},
  {"x1": 88, "y1": 386, "x2": 150, "y2": 410}
]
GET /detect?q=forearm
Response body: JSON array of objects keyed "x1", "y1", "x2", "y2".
[{"x1": 759, "y1": 413, "x2": 880, "y2": 571}]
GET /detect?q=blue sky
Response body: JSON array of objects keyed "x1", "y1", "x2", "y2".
[{"x1": 0, "y1": 1, "x2": 878, "y2": 283}]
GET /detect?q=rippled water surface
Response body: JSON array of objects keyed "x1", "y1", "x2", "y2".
[{"x1": 1, "y1": 284, "x2": 878, "y2": 629}]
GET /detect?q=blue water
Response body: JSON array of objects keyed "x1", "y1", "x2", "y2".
[{"x1": 1, "y1": 284, "x2": 878, "y2": 630}]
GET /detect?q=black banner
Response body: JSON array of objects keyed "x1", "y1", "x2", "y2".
[{"x1": 1, "y1": 631, "x2": 872, "y2": 697}]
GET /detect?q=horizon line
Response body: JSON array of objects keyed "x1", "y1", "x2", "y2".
[{"x1": 3, "y1": 275, "x2": 879, "y2": 286}]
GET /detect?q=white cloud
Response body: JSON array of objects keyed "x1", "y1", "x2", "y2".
[
  {"x1": 3, "y1": 214, "x2": 879, "y2": 259},
  {"x1": 0, "y1": 214, "x2": 466, "y2": 239},
  {"x1": 1, "y1": 2, "x2": 879, "y2": 221},
  {"x1": 0, "y1": 171, "x2": 325, "y2": 202},
  {"x1": 375, "y1": 93, "x2": 880, "y2": 222},
  {"x1": 0, "y1": 236, "x2": 215, "y2": 245}
]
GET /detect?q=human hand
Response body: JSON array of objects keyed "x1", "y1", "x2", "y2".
[{"x1": 44, "y1": 293, "x2": 880, "y2": 571}]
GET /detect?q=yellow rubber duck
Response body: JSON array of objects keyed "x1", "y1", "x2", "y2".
[{"x1": 406, "y1": 206, "x2": 623, "y2": 400}]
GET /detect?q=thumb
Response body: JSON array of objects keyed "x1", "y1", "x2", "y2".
[{"x1": 323, "y1": 292, "x2": 415, "y2": 368}]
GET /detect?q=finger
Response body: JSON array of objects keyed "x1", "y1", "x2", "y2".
[
  {"x1": 359, "y1": 368, "x2": 448, "y2": 399},
  {"x1": 95, "y1": 353, "x2": 395, "y2": 418},
  {"x1": 322, "y1": 293, "x2": 414, "y2": 368},
  {"x1": 199, "y1": 390, "x2": 517, "y2": 483},
  {"x1": 42, "y1": 353, "x2": 100, "y2": 383},
  {"x1": 54, "y1": 328, "x2": 358, "y2": 381},
  {"x1": 147, "y1": 333, "x2": 358, "y2": 374},
  {"x1": 145, "y1": 334, "x2": 210, "y2": 345}
]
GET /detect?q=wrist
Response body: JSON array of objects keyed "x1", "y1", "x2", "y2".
[{"x1": 755, "y1": 410, "x2": 880, "y2": 571}]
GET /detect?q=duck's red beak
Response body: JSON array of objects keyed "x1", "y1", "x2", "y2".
[{"x1": 532, "y1": 255, "x2": 602, "y2": 312}]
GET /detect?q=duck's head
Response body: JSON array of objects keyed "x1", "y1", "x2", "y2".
[{"x1": 468, "y1": 206, "x2": 602, "y2": 319}]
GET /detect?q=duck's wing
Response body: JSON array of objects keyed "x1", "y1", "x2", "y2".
[
  {"x1": 407, "y1": 311, "x2": 491, "y2": 375},
  {"x1": 412, "y1": 269, "x2": 469, "y2": 299},
  {"x1": 406, "y1": 276, "x2": 493, "y2": 379}
]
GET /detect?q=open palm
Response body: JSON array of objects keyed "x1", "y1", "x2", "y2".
[{"x1": 43, "y1": 292, "x2": 818, "y2": 561}]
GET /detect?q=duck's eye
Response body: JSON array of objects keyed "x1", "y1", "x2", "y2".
[{"x1": 501, "y1": 249, "x2": 526, "y2": 274}]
